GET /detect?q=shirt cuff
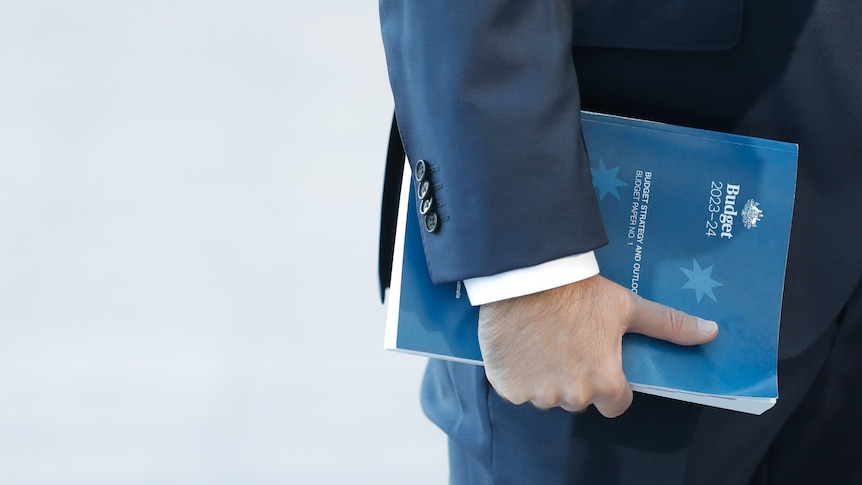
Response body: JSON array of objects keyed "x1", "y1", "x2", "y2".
[{"x1": 462, "y1": 251, "x2": 600, "y2": 306}]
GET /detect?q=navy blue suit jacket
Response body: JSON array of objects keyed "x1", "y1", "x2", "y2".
[{"x1": 380, "y1": 0, "x2": 862, "y2": 357}]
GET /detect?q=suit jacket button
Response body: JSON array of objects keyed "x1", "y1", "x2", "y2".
[
  {"x1": 414, "y1": 159, "x2": 427, "y2": 181},
  {"x1": 418, "y1": 180, "x2": 431, "y2": 199},
  {"x1": 424, "y1": 212, "x2": 439, "y2": 233},
  {"x1": 419, "y1": 196, "x2": 434, "y2": 215}
]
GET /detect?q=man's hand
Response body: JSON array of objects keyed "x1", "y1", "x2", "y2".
[{"x1": 478, "y1": 275, "x2": 718, "y2": 418}]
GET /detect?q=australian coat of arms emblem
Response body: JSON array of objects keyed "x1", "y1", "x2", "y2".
[{"x1": 742, "y1": 199, "x2": 763, "y2": 229}]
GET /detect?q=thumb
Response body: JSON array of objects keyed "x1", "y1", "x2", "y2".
[{"x1": 626, "y1": 295, "x2": 718, "y2": 346}]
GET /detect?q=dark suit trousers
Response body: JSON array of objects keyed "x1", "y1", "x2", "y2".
[{"x1": 422, "y1": 276, "x2": 862, "y2": 485}]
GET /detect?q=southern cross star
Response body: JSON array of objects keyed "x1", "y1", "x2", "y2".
[
  {"x1": 591, "y1": 159, "x2": 627, "y2": 200},
  {"x1": 680, "y1": 258, "x2": 723, "y2": 303}
]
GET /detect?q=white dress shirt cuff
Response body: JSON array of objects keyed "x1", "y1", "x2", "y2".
[{"x1": 462, "y1": 251, "x2": 600, "y2": 306}]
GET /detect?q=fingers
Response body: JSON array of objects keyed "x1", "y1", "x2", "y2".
[
  {"x1": 492, "y1": 368, "x2": 633, "y2": 418},
  {"x1": 628, "y1": 294, "x2": 718, "y2": 346},
  {"x1": 523, "y1": 383, "x2": 631, "y2": 417},
  {"x1": 526, "y1": 385, "x2": 592, "y2": 413},
  {"x1": 477, "y1": 277, "x2": 690, "y2": 419},
  {"x1": 593, "y1": 380, "x2": 633, "y2": 418}
]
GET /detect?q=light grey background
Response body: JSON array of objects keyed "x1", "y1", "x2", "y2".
[{"x1": 0, "y1": 1, "x2": 447, "y2": 483}]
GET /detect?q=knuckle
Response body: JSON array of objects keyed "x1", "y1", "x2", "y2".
[
  {"x1": 591, "y1": 369, "x2": 627, "y2": 400},
  {"x1": 596, "y1": 378, "x2": 627, "y2": 401},
  {"x1": 593, "y1": 382, "x2": 633, "y2": 418},
  {"x1": 497, "y1": 386, "x2": 529, "y2": 406},
  {"x1": 667, "y1": 308, "x2": 686, "y2": 337},
  {"x1": 561, "y1": 387, "x2": 591, "y2": 411},
  {"x1": 491, "y1": 380, "x2": 529, "y2": 405},
  {"x1": 561, "y1": 403, "x2": 588, "y2": 414},
  {"x1": 530, "y1": 388, "x2": 559, "y2": 409}
]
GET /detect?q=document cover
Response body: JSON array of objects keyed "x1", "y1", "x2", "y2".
[{"x1": 385, "y1": 112, "x2": 798, "y2": 414}]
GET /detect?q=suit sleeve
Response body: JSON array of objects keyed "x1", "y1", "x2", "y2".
[{"x1": 379, "y1": 0, "x2": 607, "y2": 284}]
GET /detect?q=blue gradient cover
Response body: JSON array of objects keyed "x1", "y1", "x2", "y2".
[{"x1": 385, "y1": 112, "x2": 798, "y2": 414}]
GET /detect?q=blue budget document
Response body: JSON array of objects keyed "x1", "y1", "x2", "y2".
[{"x1": 384, "y1": 112, "x2": 798, "y2": 414}]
